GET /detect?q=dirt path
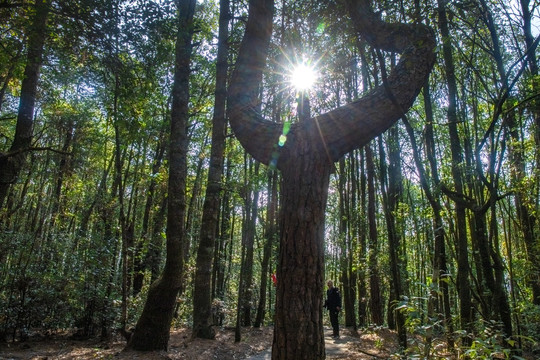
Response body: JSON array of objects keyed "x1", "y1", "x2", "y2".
[{"x1": 247, "y1": 326, "x2": 392, "y2": 359}]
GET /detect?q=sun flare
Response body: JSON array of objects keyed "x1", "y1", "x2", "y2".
[{"x1": 290, "y1": 63, "x2": 317, "y2": 91}]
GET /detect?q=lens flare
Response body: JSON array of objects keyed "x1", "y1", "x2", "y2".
[{"x1": 290, "y1": 63, "x2": 317, "y2": 91}]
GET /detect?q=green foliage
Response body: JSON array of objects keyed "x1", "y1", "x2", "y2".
[
  {"x1": 515, "y1": 302, "x2": 540, "y2": 351},
  {"x1": 0, "y1": 233, "x2": 72, "y2": 339},
  {"x1": 395, "y1": 292, "x2": 450, "y2": 358},
  {"x1": 460, "y1": 320, "x2": 536, "y2": 360}
]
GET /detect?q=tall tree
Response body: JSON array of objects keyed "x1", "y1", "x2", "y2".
[
  {"x1": 226, "y1": 0, "x2": 436, "y2": 357},
  {"x1": 0, "y1": 0, "x2": 50, "y2": 207},
  {"x1": 356, "y1": 149, "x2": 368, "y2": 328},
  {"x1": 365, "y1": 143, "x2": 384, "y2": 326},
  {"x1": 192, "y1": 0, "x2": 230, "y2": 339},
  {"x1": 379, "y1": 125, "x2": 406, "y2": 348},
  {"x1": 338, "y1": 155, "x2": 357, "y2": 329},
  {"x1": 436, "y1": 0, "x2": 473, "y2": 342},
  {"x1": 402, "y1": 81, "x2": 454, "y2": 352},
  {"x1": 127, "y1": 0, "x2": 196, "y2": 350}
]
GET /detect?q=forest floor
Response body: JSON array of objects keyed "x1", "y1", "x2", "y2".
[
  {"x1": 0, "y1": 325, "x2": 537, "y2": 359},
  {"x1": 1, "y1": 326, "x2": 399, "y2": 360}
]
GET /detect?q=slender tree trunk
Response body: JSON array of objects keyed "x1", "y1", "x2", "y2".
[
  {"x1": 508, "y1": 117, "x2": 540, "y2": 304},
  {"x1": 255, "y1": 170, "x2": 278, "y2": 327},
  {"x1": 239, "y1": 159, "x2": 259, "y2": 327},
  {"x1": 127, "y1": 0, "x2": 195, "y2": 350},
  {"x1": 413, "y1": 81, "x2": 454, "y2": 350},
  {"x1": 77, "y1": 154, "x2": 113, "y2": 239},
  {"x1": 357, "y1": 149, "x2": 368, "y2": 328},
  {"x1": 212, "y1": 149, "x2": 234, "y2": 308},
  {"x1": 346, "y1": 154, "x2": 358, "y2": 331},
  {"x1": 192, "y1": 0, "x2": 229, "y2": 336},
  {"x1": 365, "y1": 144, "x2": 384, "y2": 326},
  {"x1": 112, "y1": 76, "x2": 130, "y2": 332},
  {"x1": 47, "y1": 118, "x2": 74, "y2": 238},
  {"x1": 489, "y1": 204, "x2": 513, "y2": 338},
  {"x1": 515, "y1": 0, "x2": 540, "y2": 305},
  {"x1": 380, "y1": 126, "x2": 406, "y2": 348},
  {"x1": 133, "y1": 133, "x2": 166, "y2": 295},
  {"x1": 436, "y1": 0, "x2": 473, "y2": 341},
  {"x1": 338, "y1": 155, "x2": 357, "y2": 329},
  {"x1": 184, "y1": 139, "x2": 207, "y2": 262},
  {"x1": 148, "y1": 194, "x2": 168, "y2": 283}
]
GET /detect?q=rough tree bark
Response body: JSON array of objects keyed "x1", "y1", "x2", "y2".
[
  {"x1": 227, "y1": 0, "x2": 435, "y2": 358},
  {"x1": 126, "y1": 0, "x2": 196, "y2": 351}
]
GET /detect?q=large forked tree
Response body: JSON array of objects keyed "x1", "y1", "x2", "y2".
[{"x1": 227, "y1": 0, "x2": 436, "y2": 358}]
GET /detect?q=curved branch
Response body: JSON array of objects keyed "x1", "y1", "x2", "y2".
[
  {"x1": 316, "y1": 0, "x2": 436, "y2": 161},
  {"x1": 227, "y1": 0, "x2": 280, "y2": 165},
  {"x1": 227, "y1": 0, "x2": 436, "y2": 166}
]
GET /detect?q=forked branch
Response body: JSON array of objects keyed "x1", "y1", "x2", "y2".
[{"x1": 227, "y1": 0, "x2": 436, "y2": 167}]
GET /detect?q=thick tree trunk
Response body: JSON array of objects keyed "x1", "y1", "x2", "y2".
[
  {"x1": 127, "y1": 0, "x2": 195, "y2": 350},
  {"x1": 0, "y1": 0, "x2": 49, "y2": 207},
  {"x1": 271, "y1": 142, "x2": 331, "y2": 359},
  {"x1": 227, "y1": 0, "x2": 435, "y2": 357}
]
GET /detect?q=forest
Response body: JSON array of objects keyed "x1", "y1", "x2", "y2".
[{"x1": 1, "y1": 0, "x2": 540, "y2": 359}]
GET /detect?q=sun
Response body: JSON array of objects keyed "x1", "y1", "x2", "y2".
[{"x1": 290, "y1": 63, "x2": 317, "y2": 91}]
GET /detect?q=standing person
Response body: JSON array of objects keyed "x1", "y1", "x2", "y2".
[{"x1": 324, "y1": 280, "x2": 342, "y2": 338}]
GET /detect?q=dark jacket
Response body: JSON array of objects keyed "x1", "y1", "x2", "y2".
[{"x1": 325, "y1": 287, "x2": 342, "y2": 312}]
